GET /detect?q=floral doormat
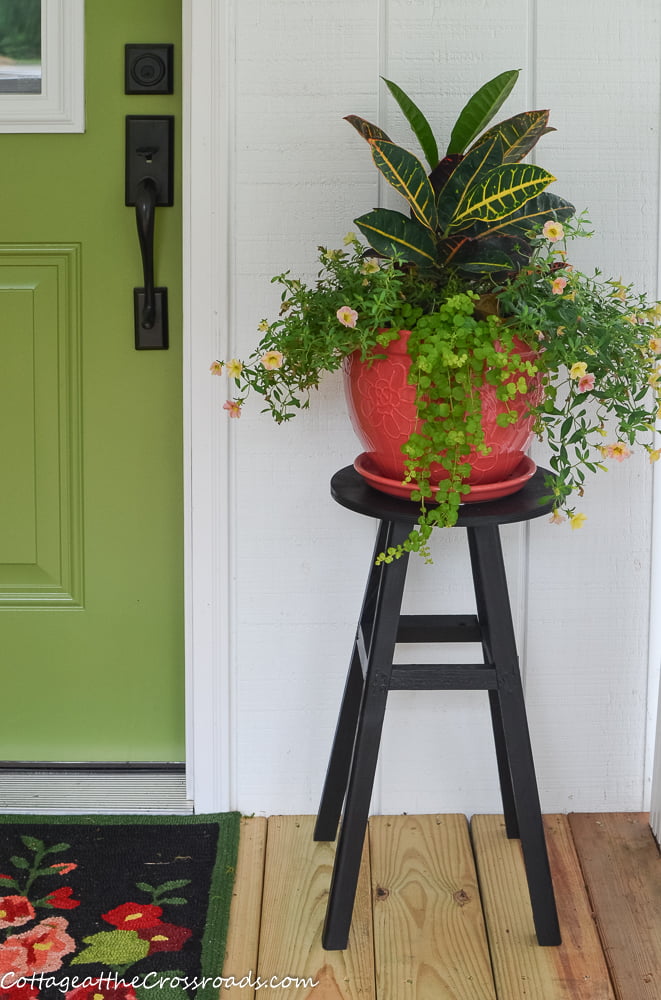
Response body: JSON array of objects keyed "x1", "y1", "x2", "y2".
[{"x1": 0, "y1": 813, "x2": 241, "y2": 1000}]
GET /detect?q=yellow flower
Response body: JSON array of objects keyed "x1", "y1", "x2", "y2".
[
  {"x1": 258, "y1": 319, "x2": 270, "y2": 332},
  {"x1": 260, "y1": 350, "x2": 284, "y2": 370},
  {"x1": 569, "y1": 512, "x2": 587, "y2": 530},
  {"x1": 608, "y1": 277, "x2": 628, "y2": 302},
  {"x1": 649, "y1": 337, "x2": 661, "y2": 354},
  {"x1": 542, "y1": 220, "x2": 565, "y2": 242},
  {"x1": 209, "y1": 360, "x2": 223, "y2": 375},
  {"x1": 360, "y1": 258, "x2": 381, "y2": 275},
  {"x1": 343, "y1": 232, "x2": 357, "y2": 245},
  {"x1": 569, "y1": 361, "x2": 588, "y2": 379},
  {"x1": 226, "y1": 358, "x2": 243, "y2": 379},
  {"x1": 649, "y1": 449, "x2": 661, "y2": 463},
  {"x1": 643, "y1": 303, "x2": 661, "y2": 325}
]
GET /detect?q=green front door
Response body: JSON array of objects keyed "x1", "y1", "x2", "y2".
[{"x1": 0, "y1": 0, "x2": 184, "y2": 761}]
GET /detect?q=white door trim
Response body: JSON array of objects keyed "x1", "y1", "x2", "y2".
[
  {"x1": 649, "y1": 460, "x2": 661, "y2": 840},
  {"x1": 182, "y1": 0, "x2": 234, "y2": 812}
]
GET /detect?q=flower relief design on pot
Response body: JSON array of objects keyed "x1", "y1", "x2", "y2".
[
  {"x1": 212, "y1": 69, "x2": 661, "y2": 561},
  {"x1": 343, "y1": 331, "x2": 418, "y2": 481},
  {"x1": 344, "y1": 327, "x2": 544, "y2": 493}
]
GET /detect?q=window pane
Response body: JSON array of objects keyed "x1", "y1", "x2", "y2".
[{"x1": 0, "y1": 0, "x2": 41, "y2": 94}]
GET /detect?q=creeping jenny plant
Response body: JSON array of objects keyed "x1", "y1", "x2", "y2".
[{"x1": 212, "y1": 70, "x2": 661, "y2": 561}]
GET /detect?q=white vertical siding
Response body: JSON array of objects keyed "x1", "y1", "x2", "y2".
[{"x1": 221, "y1": 0, "x2": 661, "y2": 815}]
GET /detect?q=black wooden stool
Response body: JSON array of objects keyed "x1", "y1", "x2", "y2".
[{"x1": 314, "y1": 464, "x2": 561, "y2": 950}]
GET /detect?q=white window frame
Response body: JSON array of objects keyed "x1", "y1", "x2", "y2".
[{"x1": 0, "y1": 0, "x2": 84, "y2": 133}]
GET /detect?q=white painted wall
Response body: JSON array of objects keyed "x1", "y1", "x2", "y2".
[{"x1": 205, "y1": 0, "x2": 661, "y2": 816}]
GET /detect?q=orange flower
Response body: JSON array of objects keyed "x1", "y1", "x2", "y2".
[
  {"x1": 49, "y1": 862, "x2": 77, "y2": 875},
  {"x1": 223, "y1": 400, "x2": 242, "y2": 418}
]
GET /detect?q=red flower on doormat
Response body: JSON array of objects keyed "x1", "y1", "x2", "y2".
[
  {"x1": 1, "y1": 982, "x2": 40, "y2": 999},
  {"x1": 137, "y1": 919, "x2": 193, "y2": 953},
  {"x1": 0, "y1": 895, "x2": 36, "y2": 928},
  {"x1": 101, "y1": 902, "x2": 163, "y2": 929},
  {"x1": 64, "y1": 981, "x2": 139, "y2": 1000},
  {"x1": 0, "y1": 915, "x2": 76, "y2": 974},
  {"x1": 43, "y1": 886, "x2": 80, "y2": 910}
]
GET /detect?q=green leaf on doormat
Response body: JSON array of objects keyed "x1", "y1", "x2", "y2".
[{"x1": 70, "y1": 929, "x2": 150, "y2": 966}]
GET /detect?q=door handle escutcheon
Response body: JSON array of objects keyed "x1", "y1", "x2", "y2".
[
  {"x1": 125, "y1": 116, "x2": 174, "y2": 349},
  {"x1": 135, "y1": 176, "x2": 158, "y2": 329}
]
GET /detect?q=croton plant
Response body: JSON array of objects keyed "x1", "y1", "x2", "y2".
[{"x1": 348, "y1": 69, "x2": 575, "y2": 278}]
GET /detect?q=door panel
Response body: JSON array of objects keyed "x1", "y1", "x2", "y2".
[{"x1": 0, "y1": 0, "x2": 183, "y2": 760}]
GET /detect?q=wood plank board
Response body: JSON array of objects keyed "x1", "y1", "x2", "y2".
[
  {"x1": 256, "y1": 815, "x2": 375, "y2": 999},
  {"x1": 223, "y1": 816, "x2": 268, "y2": 999},
  {"x1": 369, "y1": 814, "x2": 496, "y2": 1000},
  {"x1": 471, "y1": 814, "x2": 615, "y2": 999},
  {"x1": 569, "y1": 813, "x2": 661, "y2": 1000}
]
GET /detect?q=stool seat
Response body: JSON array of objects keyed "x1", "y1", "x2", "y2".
[
  {"x1": 330, "y1": 463, "x2": 556, "y2": 526},
  {"x1": 315, "y1": 464, "x2": 561, "y2": 950}
]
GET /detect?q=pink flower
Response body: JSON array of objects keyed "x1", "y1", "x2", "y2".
[
  {"x1": 223, "y1": 400, "x2": 242, "y2": 418},
  {"x1": 577, "y1": 373, "x2": 595, "y2": 392},
  {"x1": 337, "y1": 306, "x2": 358, "y2": 328},
  {"x1": 0, "y1": 916, "x2": 76, "y2": 975},
  {"x1": 602, "y1": 442, "x2": 632, "y2": 462},
  {"x1": 551, "y1": 276, "x2": 568, "y2": 295}
]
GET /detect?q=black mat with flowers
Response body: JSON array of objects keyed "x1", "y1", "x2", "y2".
[{"x1": 0, "y1": 812, "x2": 241, "y2": 1000}]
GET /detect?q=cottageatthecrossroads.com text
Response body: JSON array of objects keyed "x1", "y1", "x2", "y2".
[{"x1": 0, "y1": 971, "x2": 320, "y2": 993}]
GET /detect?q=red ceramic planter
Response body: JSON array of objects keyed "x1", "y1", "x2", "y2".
[{"x1": 343, "y1": 329, "x2": 542, "y2": 499}]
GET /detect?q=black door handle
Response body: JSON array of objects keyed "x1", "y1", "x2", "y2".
[
  {"x1": 125, "y1": 116, "x2": 174, "y2": 349},
  {"x1": 134, "y1": 177, "x2": 158, "y2": 329}
]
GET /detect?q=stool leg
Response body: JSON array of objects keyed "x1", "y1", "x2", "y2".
[
  {"x1": 467, "y1": 524, "x2": 561, "y2": 947},
  {"x1": 322, "y1": 520, "x2": 411, "y2": 951},
  {"x1": 469, "y1": 549, "x2": 519, "y2": 838},
  {"x1": 487, "y1": 690, "x2": 519, "y2": 838},
  {"x1": 314, "y1": 521, "x2": 391, "y2": 842}
]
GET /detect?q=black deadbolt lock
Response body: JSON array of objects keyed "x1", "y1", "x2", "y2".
[{"x1": 125, "y1": 44, "x2": 174, "y2": 94}]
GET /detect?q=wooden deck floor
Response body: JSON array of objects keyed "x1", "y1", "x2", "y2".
[{"x1": 223, "y1": 813, "x2": 661, "y2": 1000}]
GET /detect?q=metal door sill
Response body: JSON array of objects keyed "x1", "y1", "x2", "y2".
[{"x1": 0, "y1": 763, "x2": 192, "y2": 815}]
